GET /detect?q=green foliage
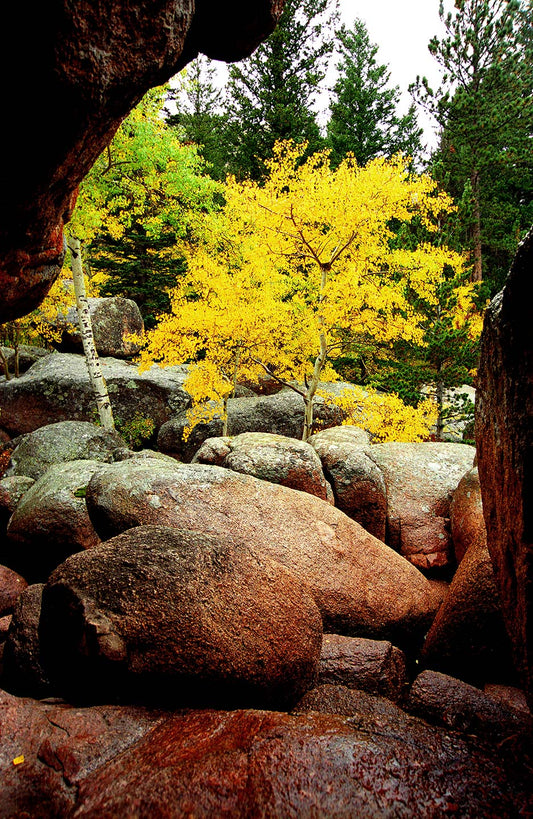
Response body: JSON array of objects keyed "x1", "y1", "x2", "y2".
[
  {"x1": 114, "y1": 414, "x2": 156, "y2": 450},
  {"x1": 222, "y1": 0, "x2": 339, "y2": 180},
  {"x1": 412, "y1": 0, "x2": 533, "y2": 285},
  {"x1": 327, "y1": 19, "x2": 423, "y2": 167}
]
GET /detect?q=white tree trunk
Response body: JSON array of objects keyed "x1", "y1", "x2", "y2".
[{"x1": 68, "y1": 234, "x2": 115, "y2": 431}]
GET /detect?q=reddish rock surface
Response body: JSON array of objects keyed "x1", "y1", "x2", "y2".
[
  {"x1": 2, "y1": 585, "x2": 52, "y2": 699},
  {"x1": 450, "y1": 467, "x2": 485, "y2": 564},
  {"x1": 476, "y1": 228, "x2": 533, "y2": 708},
  {"x1": 0, "y1": 566, "x2": 28, "y2": 616},
  {"x1": 421, "y1": 532, "x2": 516, "y2": 685},
  {"x1": 370, "y1": 442, "x2": 476, "y2": 571},
  {"x1": 194, "y1": 432, "x2": 331, "y2": 500},
  {"x1": 408, "y1": 670, "x2": 533, "y2": 744},
  {"x1": 0, "y1": 0, "x2": 284, "y2": 322},
  {"x1": 40, "y1": 526, "x2": 322, "y2": 709},
  {"x1": 0, "y1": 689, "x2": 531, "y2": 817},
  {"x1": 318, "y1": 634, "x2": 407, "y2": 703},
  {"x1": 85, "y1": 459, "x2": 440, "y2": 647}
]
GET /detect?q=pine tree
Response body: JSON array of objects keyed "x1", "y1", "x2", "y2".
[
  {"x1": 412, "y1": 0, "x2": 533, "y2": 283},
  {"x1": 223, "y1": 0, "x2": 338, "y2": 180},
  {"x1": 327, "y1": 19, "x2": 423, "y2": 167},
  {"x1": 165, "y1": 56, "x2": 228, "y2": 180}
]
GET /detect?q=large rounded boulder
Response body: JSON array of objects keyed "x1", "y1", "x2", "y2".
[
  {"x1": 193, "y1": 432, "x2": 331, "y2": 501},
  {"x1": 85, "y1": 459, "x2": 439, "y2": 648},
  {"x1": 57, "y1": 297, "x2": 144, "y2": 358},
  {"x1": 450, "y1": 467, "x2": 485, "y2": 564},
  {"x1": 40, "y1": 525, "x2": 322, "y2": 709}
]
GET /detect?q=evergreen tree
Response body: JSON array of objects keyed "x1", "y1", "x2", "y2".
[
  {"x1": 165, "y1": 56, "x2": 228, "y2": 180},
  {"x1": 327, "y1": 20, "x2": 423, "y2": 167},
  {"x1": 412, "y1": 0, "x2": 533, "y2": 283},
  {"x1": 223, "y1": 0, "x2": 338, "y2": 180}
]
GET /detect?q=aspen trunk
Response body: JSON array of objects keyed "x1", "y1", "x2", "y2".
[
  {"x1": 68, "y1": 234, "x2": 115, "y2": 431},
  {"x1": 470, "y1": 169, "x2": 483, "y2": 282},
  {"x1": 302, "y1": 266, "x2": 329, "y2": 442},
  {"x1": 0, "y1": 348, "x2": 10, "y2": 380}
]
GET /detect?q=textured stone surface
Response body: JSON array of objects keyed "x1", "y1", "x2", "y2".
[
  {"x1": 0, "y1": 0, "x2": 284, "y2": 322},
  {"x1": 409, "y1": 670, "x2": 533, "y2": 743},
  {"x1": 4, "y1": 460, "x2": 102, "y2": 583},
  {"x1": 0, "y1": 566, "x2": 28, "y2": 617},
  {"x1": 0, "y1": 689, "x2": 531, "y2": 817},
  {"x1": 0, "y1": 477, "x2": 35, "y2": 537},
  {"x1": 40, "y1": 525, "x2": 322, "y2": 709},
  {"x1": 0, "y1": 345, "x2": 51, "y2": 375},
  {"x1": 421, "y1": 532, "x2": 516, "y2": 685},
  {"x1": 193, "y1": 432, "x2": 330, "y2": 500},
  {"x1": 0, "y1": 354, "x2": 190, "y2": 437},
  {"x1": 476, "y1": 228, "x2": 533, "y2": 707},
  {"x1": 85, "y1": 459, "x2": 439, "y2": 648},
  {"x1": 369, "y1": 442, "x2": 476, "y2": 570},
  {"x1": 158, "y1": 391, "x2": 344, "y2": 462},
  {"x1": 450, "y1": 467, "x2": 484, "y2": 564},
  {"x1": 1, "y1": 584, "x2": 52, "y2": 699},
  {"x1": 310, "y1": 427, "x2": 387, "y2": 539},
  {"x1": 10, "y1": 421, "x2": 125, "y2": 480},
  {"x1": 57, "y1": 297, "x2": 144, "y2": 358},
  {"x1": 318, "y1": 634, "x2": 407, "y2": 703}
]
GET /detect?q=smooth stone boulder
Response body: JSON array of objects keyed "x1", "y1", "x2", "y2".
[
  {"x1": 0, "y1": 354, "x2": 190, "y2": 437},
  {"x1": 72, "y1": 706, "x2": 531, "y2": 817},
  {"x1": 0, "y1": 476, "x2": 35, "y2": 536},
  {"x1": 294, "y1": 683, "x2": 409, "y2": 718},
  {"x1": 318, "y1": 634, "x2": 407, "y2": 704},
  {"x1": 310, "y1": 426, "x2": 387, "y2": 539},
  {"x1": 158, "y1": 391, "x2": 344, "y2": 462},
  {"x1": 40, "y1": 525, "x2": 322, "y2": 708},
  {"x1": 86, "y1": 460, "x2": 440, "y2": 648},
  {"x1": 4, "y1": 460, "x2": 102, "y2": 582},
  {"x1": 421, "y1": 532, "x2": 516, "y2": 685},
  {"x1": 193, "y1": 432, "x2": 330, "y2": 501},
  {"x1": 56, "y1": 297, "x2": 144, "y2": 358},
  {"x1": 451, "y1": 467, "x2": 484, "y2": 564},
  {"x1": 1, "y1": 584, "x2": 52, "y2": 698},
  {"x1": 369, "y1": 442, "x2": 476, "y2": 571},
  {"x1": 409, "y1": 670, "x2": 533, "y2": 743},
  {"x1": 476, "y1": 229, "x2": 533, "y2": 707},
  {"x1": 0, "y1": 565, "x2": 28, "y2": 616},
  {"x1": 10, "y1": 421, "x2": 125, "y2": 480}
]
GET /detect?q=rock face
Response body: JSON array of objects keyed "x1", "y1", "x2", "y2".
[
  {"x1": 85, "y1": 459, "x2": 439, "y2": 647},
  {"x1": 476, "y1": 228, "x2": 533, "y2": 707},
  {"x1": 57, "y1": 297, "x2": 144, "y2": 358},
  {"x1": 450, "y1": 467, "x2": 485, "y2": 564},
  {"x1": 409, "y1": 670, "x2": 533, "y2": 743},
  {"x1": 193, "y1": 432, "x2": 330, "y2": 501},
  {"x1": 158, "y1": 391, "x2": 344, "y2": 462},
  {"x1": 1, "y1": 584, "x2": 52, "y2": 698},
  {"x1": 0, "y1": 354, "x2": 190, "y2": 437},
  {"x1": 0, "y1": 0, "x2": 284, "y2": 322},
  {"x1": 10, "y1": 421, "x2": 124, "y2": 480},
  {"x1": 318, "y1": 634, "x2": 407, "y2": 703},
  {"x1": 421, "y1": 532, "x2": 515, "y2": 685},
  {"x1": 40, "y1": 525, "x2": 322, "y2": 709},
  {"x1": 310, "y1": 427, "x2": 387, "y2": 539},
  {"x1": 0, "y1": 566, "x2": 28, "y2": 616},
  {"x1": 2, "y1": 690, "x2": 529, "y2": 818},
  {"x1": 4, "y1": 460, "x2": 102, "y2": 583},
  {"x1": 369, "y1": 442, "x2": 476, "y2": 571},
  {"x1": 0, "y1": 477, "x2": 35, "y2": 540}
]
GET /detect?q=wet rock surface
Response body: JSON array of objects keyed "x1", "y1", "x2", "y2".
[
  {"x1": 85, "y1": 459, "x2": 439, "y2": 647},
  {"x1": 40, "y1": 526, "x2": 322, "y2": 709},
  {"x1": 476, "y1": 228, "x2": 533, "y2": 707},
  {"x1": 1, "y1": 690, "x2": 529, "y2": 818}
]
